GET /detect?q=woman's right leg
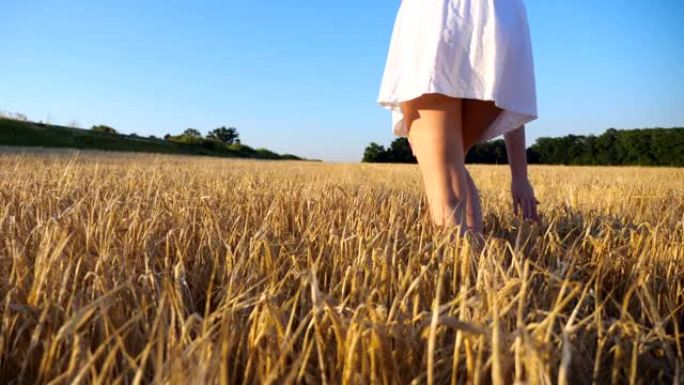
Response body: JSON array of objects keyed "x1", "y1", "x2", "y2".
[{"x1": 401, "y1": 93, "x2": 469, "y2": 235}]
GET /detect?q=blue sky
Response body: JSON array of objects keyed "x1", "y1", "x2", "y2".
[{"x1": 1, "y1": 1, "x2": 683, "y2": 162}]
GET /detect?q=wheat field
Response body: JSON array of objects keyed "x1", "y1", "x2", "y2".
[{"x1": 0, "y1": 150, "x2": 682, "y2": 385}]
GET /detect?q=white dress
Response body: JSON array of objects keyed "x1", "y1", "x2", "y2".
[{"x1": 377, "y1": 0, "x2": 538, "y2": 143}]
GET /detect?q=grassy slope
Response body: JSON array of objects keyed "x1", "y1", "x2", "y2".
[{"x1": 0, "y1": 118, "x2": 303, "y2": 160}]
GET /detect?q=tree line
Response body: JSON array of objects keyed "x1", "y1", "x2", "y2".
[
  {"x1": 92, "y1": 125, "x2": 241, "y2": 144},
  {"x1": 363, "y1": 127, "x2": 684, "y2": 166},
  {"x1": 88, "y1": 123, "x2": 301, "y2": 160}
]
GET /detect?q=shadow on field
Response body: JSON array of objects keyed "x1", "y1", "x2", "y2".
[
  {"x1": 485, "y1": 203, "x2": 643, "y2": 254},
  {"x1": 478, "y1": 205, "x2": 682, "y2": 384}
]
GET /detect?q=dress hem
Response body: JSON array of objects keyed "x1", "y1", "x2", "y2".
[{"x1": 377, "y1": 89, "x2": 537, "y2": 145}]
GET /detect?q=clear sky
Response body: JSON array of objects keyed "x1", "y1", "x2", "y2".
[{"x1": 1, "y1": 1, "x2": 683, "y2": 162}]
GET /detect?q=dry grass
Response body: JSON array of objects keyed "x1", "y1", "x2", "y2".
[{"x1": 0, "y1": 150, "x2": 682, "y2": 385}]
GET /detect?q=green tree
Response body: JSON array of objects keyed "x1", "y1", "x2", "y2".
[
  {"x1": 363, "y1": 127, "x2": 684, "y2": 166},
  {"x1": 183, "y1": 128, "x2": 202, "y2": 137},
  {"x1": 91, "y1": 125, "x2": 117, "y2": 134},
  {"x1": 386, "y1": 138, "x2": 416, "y2": 163},
  {"x1": 467, "y1": 139, "x2": 508, "y2": 164},
  {"x1": 207, "y1": 126, "x2": 240, "y2": 144},
  {"x1": 362, "y1": 142, "x2": 388, "y2": 163}
]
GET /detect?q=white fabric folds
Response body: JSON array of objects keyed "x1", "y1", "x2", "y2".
[{"x1": 377, "y1": 0, "x2": 538, "y2": 143}]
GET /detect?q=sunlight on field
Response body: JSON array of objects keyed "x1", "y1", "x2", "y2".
[{"x1": 1, "y1": 150, "x2": 682, "y2": 384}]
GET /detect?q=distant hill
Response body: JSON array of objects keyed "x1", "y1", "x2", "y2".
[
  {"x1": 363, "y1": 127, "x2": 684, "y2": 167},
  {"x1": 0, "y1": 117, "x2": 305, "y2": 160}
]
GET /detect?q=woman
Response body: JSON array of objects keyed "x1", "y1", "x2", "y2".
[{"x1": 377, "y1": 0, "x2": 540, "y2": 236}]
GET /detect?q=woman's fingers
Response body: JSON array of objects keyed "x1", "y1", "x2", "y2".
[
  {"x1": 514, "y1": 196, "x2": 541, "y2": 222},
  {"x1": 512, "y1": 188, "x2": 540, "y2": 222},
  {"x1": 529, "y1": 198, "x2": 537, "y2": 222},
  {"x1": 531, "y1": 198, "x2": 540, "y2": 222},
  {"x1": 517, "y1": 197, "x2": 539, "y2": 223}
]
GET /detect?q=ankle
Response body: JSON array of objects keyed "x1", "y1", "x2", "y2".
[{"x1": 431, "y1": 201, "x2": 466, "y2": 226}]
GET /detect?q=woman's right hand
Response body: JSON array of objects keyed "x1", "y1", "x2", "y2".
[{"x1": 510, "y1": 176, "x2": 540, "y2": 223}]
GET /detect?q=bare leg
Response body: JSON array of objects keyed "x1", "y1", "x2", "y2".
[
  {"x1": 463, "y1": 169, "x2": 483, "y2": 233},
  {"x1": 458, "y1": 99, "x2": 504, "y2": 235},
  {"x1": 401, "y1": 94, "x2": 469, "y2": 235}
]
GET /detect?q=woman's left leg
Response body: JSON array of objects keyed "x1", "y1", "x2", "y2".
[
  {"x1": 461, "y1": 169, "x2": 483, "y2": 233},
  {"x1": 458, "y1": 99, "x2": 504, "y2": 234}
]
